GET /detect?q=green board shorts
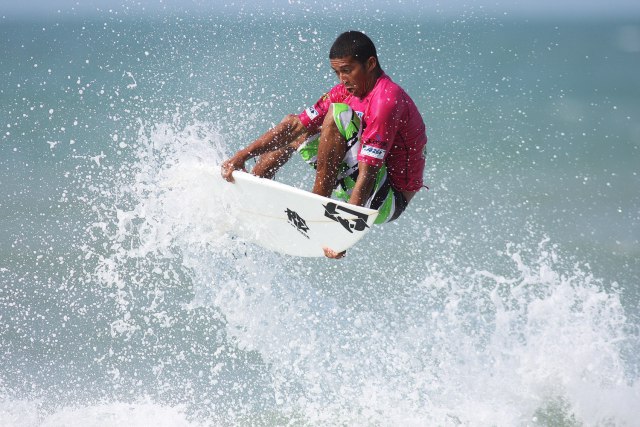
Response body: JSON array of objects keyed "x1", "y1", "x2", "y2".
[{"x1": 297, "y1": 103, "x2": 408, "y2": 224}]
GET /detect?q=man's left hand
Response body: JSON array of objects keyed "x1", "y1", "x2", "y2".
[{"x1": 323, "y1": 247, "x2": 346, "y2": 259}]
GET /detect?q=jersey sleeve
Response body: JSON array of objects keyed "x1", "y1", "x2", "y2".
[
  {"x1": 358, "y1": 87, "x2": 407, "y2": 167},
  {"x1": 298, "y1": 84, "x2": 348, "y2": 133}
]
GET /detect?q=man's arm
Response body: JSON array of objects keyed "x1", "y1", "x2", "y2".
[
  {"x1": 323, "y1": 162, "x2": 380, "y2": 260},
  {"x1": 221, "y1": 114, "x2": 310, "y2": 182},
  {"x1": 348, "y1": 161, "x2": 381, "y2": 206}
]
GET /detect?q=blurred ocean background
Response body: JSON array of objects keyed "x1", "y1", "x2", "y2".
[{"x1": 1, "y1": 0, "x2": 639, "y2": 425}]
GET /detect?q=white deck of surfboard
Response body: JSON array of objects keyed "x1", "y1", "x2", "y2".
[{"x1": 223, "y1": 171, "x2": 378, "y2": 257}]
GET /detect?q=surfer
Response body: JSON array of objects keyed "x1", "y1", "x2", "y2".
[{"x1": 221, "y1": 31, "x2": 427, "y2": 259}]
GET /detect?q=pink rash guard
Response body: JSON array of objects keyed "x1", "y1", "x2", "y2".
[{"x1": 298, "y1": 73, "x2": 427, "y2": 192}]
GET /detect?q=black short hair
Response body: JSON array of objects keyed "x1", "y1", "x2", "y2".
[{"x1": 329, "y1": 31, "x2": 380, "y2": 69}]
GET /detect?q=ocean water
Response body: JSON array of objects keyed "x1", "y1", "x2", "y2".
[{"x1": 1, "y1": 4, "x2": 639, "y2": 426}]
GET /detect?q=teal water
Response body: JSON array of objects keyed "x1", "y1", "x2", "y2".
[{"x1": 1, "y1": 6, "x2": 639, "y2": 426}]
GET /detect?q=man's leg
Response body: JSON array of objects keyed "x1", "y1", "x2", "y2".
[
  {"x1": 312, "y1": 104, "x2": 348, "y2": 197},
  {"x1": 252, "y1": 144, "x2": 295, "y2": 179}
]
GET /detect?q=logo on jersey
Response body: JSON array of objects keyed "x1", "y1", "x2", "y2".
[
  {"x1": 323, "y1": 202, "x2": 370, "y2": 233},
  {"x1": 305, "y1": 106, "x2": 319, "y2": 120},
  {"x1": 355, "y1": 110, "x2": 364, "y2": 119},
  {"x1": 285, "y1": 208, "x2": 310, "y2": 239},
  {"x1": 361, "y1": 145, "x2": 386, "y2": 160}
]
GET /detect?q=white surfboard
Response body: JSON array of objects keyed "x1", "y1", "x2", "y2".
[{"x1": 224, "y1": 171, "x2": 378, "y2": 257}]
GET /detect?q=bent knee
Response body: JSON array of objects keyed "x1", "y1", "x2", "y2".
[
  {"x1": 322, "y1": 104, "x2": 343, "y2": 128},
  {"x1": 326, "y1": 103, "x2": 358, "y2": 141}
]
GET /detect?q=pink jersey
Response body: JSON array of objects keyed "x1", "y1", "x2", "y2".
[{"x1": 298, "y1": 73, "x2": 427, "y2": 191}]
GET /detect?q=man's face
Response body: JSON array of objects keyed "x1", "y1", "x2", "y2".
[{"x1": 330, "y1": 56, "x2": 375, "y2": 98}]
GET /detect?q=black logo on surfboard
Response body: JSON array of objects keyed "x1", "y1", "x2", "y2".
[
  {"x1": 323, "y1": 202, "x2": 370, "y2": 233},
  {"x1": 285, "y1": 208, "x2": 310, "y2": 239}
]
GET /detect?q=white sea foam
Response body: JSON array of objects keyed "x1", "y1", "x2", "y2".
[
  {"x1": 83, "y1": 120, "x2": 638, "y2": 426},
  {"x1": 197, "y1": 237, "x2": 639, "y2": 425},
  {"x1": 0, "y1": 399, "x2": 197, "y2": 427}
]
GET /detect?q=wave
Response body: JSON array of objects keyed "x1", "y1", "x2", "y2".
[
  {"x1": 0, "y1": 399, "x2": 196, "y2": 427},
  {"x1": 2, "y1": 118, "x2": 639, "y2": 426}
]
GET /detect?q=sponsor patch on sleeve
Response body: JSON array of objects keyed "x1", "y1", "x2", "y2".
[
  {"x1": 305, "y1": 106, "x2": 319, "y2": 120},
  {"x1": 361, "y1": 144, "x2": 386, "y2": 160}
]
